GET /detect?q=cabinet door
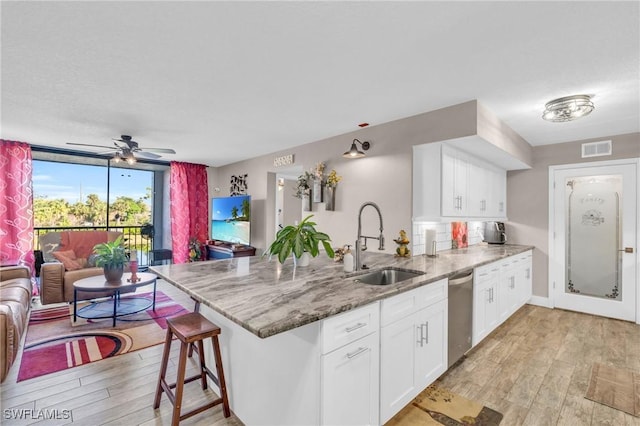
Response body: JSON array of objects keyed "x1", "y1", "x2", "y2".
[
  {"x1": 321, "y1": 333, "x2": 379, "y2": 426},
  {"x1": 488, "y1": 168, "x2": 507, "y2": 217},
  {"x1": 518, "y1": 252, "x2": 533, "y2": 305},
  {"x1": 441, "y1": 147, "x2": 458, "y2": 216},
  {"x1": 441, "y1": 146, "x2": 468, "y2": 217},
  {"x1": 498, "y1": 270, "x2": 518, "y2": 323},
  {"x1": 473, "y1": 270, "x2": 499, "y2": 346},
  {"x1": 415, "y1": 299, "x2": 447, "y2": 389},
  {"x1": 468, "y1": 159, "x2": 488, "y2": 217},
  {"x1": 380, "y1": 314, "x2": 418, "y2": 424}
]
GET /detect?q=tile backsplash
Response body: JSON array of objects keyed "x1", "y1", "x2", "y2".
[{"x1": 412, "y1": 221, "x2": 485, "y2": 255}]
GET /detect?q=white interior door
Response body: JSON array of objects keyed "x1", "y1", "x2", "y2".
[{"x1": 551, "y1": 162, "x2": 637, "y2": 321}]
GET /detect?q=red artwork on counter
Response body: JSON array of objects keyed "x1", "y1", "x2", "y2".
[{"x1": 452, "y1": 222, "x2": 468, "y2": 249}]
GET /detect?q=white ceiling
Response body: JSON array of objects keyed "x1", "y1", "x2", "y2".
[{"x1": 2, "y1": 1, "x2": 638, "y2": 167}]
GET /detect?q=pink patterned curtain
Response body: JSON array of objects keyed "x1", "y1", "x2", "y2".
[
  {"x1": 170, "y1": 161, "x2": 209, "y2": 264},
  {"x1": 0, "y1": 140, "x2": 35, "y2": 274}
]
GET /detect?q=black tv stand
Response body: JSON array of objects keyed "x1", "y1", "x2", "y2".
[{"x1": 206, "y1": 240, "x2": 256, "y2": 260}]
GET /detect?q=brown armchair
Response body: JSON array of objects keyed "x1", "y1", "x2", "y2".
[
  {"x1": 1, "y1": 265, "x2": 32, "y2": 382},
  {"x1": 39, "y1": 230, "x2": 123, "y2": 304}
]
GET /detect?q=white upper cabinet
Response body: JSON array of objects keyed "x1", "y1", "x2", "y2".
[
  {"x1": 413, "y1": 142, "x2": 507, "y2": 221},
  {"x1": 441, "y1": 145, "x2": 469, "y2": 217}
]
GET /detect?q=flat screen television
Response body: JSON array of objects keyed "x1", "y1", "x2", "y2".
[{"x1": 211, "y1": 195, "x2": 251, "y2": 246}]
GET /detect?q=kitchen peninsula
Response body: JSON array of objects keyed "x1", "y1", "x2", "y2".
[{"x1": 150, "y1": 243, "x2": 533, "y2": 425}]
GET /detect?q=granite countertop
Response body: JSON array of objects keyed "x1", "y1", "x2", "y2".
[{"x1": 150, "y1": 243, "x2": 533, "y2": 339}]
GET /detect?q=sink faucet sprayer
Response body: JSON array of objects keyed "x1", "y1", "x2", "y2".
[{"x1": 355, "y1": 202, "x2": 385, "y2": 271}]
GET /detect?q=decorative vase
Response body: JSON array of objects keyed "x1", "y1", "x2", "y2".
[
  {"x1": 103, "y1": 264, "x2": 124, "y2": 283},
  {"x1": 294, "y1": 252, "x2": 311, "y2": 267},
  {"x1": 312, "y1": 181, "x2": 323, "y2": 203},
  {"x1": 128, "y1": 260, "x2": 139, "y2": 282},
  {"x1": 325, "y1": 186, "x2": 336, "y2": 211},
  {"x1": 303, "y1": 191, "x2": 312, "y2": 211}
]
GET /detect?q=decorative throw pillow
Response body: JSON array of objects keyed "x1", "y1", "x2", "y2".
[
  {"x1": 39, "y1": 232, "x2": 62, "y2": 262},
  {"x1": 52, "y1": 250, "x2": 83, "y2": 271}
]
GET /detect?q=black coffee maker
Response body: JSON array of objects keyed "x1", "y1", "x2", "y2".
[{"x1": 483, "y1": 222, "x2": 507, "y2": 244}]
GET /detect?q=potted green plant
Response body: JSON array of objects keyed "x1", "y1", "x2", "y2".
[
  {"x1": 93, "y1": 235, "x2": 128, "y2": 282},
  {"x1": 266, "y1": 215, "x2": 335, "y2": 266}
]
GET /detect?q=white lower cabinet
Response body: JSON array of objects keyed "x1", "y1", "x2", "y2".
[
  {"x1": 379, "y1": 280, "x2": 448, "y2": 424},
  {"x1": 473, "y1": 250, "x2": 533, "y2": 347},
  {"x1": 472, "y1": 263, "x2": 499, "y2": 346},
  {"x1": 498, "y1": 258, "x2": 519, "y2": 324},
  {"x1": 321, "y1": 332, "x2": 379, "y2": 426},
  {"x1": 518, "y1": 251, "x2": 533, "y2": 305},
  {"x1": 320, "y1": 302, "x2": 380, "y2": 426},
  {"x1": 414, "y1": 299, "x2": 447, "y2": 391}
]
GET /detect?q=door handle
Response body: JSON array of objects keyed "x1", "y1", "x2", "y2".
[{"x1": 618, "y1": 247, "x2": 634, "y2": 253}]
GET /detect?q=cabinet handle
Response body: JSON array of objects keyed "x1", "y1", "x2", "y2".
[
  {"x1": 416, "y1": 323, "x2": 429, "y2": 347},
  {"x1": 526, "y1": 268, "x2": 531, "y2": 279},
  {"x1": 510, "y1": 276, "x2": 515, "y2": 289},
  {"x1": 499, "y1": 202, "x2": 504, "y2": 212},
  {"x1": 345, "y1": 322, "x2": 367, "y2": 333},
  {"x1": 486, "y1": 288, "x2": 492, "y2": 303},
  {"x1": 346, "y1": 347, "x2": 368, "y2": 359},
  {"x1": 490, "y1": 288, "x2": 494, "y2": 303},
  {"x1": 454, "y1": 196, "x2": 463, "y2": 210}
]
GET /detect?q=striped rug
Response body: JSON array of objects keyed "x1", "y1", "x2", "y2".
[{"x1": 17, "y1": 291, "x2": 189, "y2": 382}]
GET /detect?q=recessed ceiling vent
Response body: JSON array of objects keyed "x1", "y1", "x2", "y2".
[{"x1": 582, "y1": 140, "x2": 612, "y2": 158}]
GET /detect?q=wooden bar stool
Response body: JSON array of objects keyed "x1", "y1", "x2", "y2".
[{"x1": 153, "y1": 312, "x2": 231, "y2": 425}]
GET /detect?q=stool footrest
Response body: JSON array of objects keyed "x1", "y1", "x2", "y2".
[
  {"x1": 179, "y1": 398, "x2": 224, "y2": 422},
  {"x1": 166, "y1": 372, "x2": 206, "y2": 390}
]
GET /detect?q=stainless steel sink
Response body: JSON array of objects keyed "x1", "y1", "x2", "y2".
[{"x1": 352, "y1": 267, "x2": 424, "y2": 285}]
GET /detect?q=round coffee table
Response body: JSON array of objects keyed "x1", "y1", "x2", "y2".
[{"x1": 73, "y1": 272, "x2": 158, "y2": 327}]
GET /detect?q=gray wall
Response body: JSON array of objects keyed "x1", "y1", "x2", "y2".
[
  {"x1": 210, "y1": 101, "x2": 481, "y2": 252},
  {"x1": 507, "y1": 132, "x2": 640, "y2": 298}
]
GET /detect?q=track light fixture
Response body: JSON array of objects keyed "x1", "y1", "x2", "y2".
[{"x1": 343, "y1": 139, "x2": 371, "y2": 159}]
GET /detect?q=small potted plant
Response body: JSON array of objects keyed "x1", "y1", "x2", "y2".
[
  {"x1": 265, "y1": 215, "x2": 335, "y2": 266},
  {"x1": 294, "y1": 171, "x2": 314, "y2": 211},
  {"x1": 93, "y1": 235, "x2": 128, "y2": 282},
  {"x1": 325, "y1": 169, "x2": 341, "y2": 211}
]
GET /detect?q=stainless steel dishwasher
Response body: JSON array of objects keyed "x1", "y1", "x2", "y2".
[{"x1": 448, "y1": 269, "x2": 473, "y2": 367}]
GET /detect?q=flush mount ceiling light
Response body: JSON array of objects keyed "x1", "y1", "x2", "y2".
[
  {"x1": 343, "y1": 139, "x2": 371, "y2": 159},
  {"x1": 542, "y1": 94, "x2": 595, "y2": 122}
]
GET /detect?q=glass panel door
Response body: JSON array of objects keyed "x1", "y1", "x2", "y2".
[
  {"x1": 552, "y1": 162, "x2": 637, "y2": 322},
  {"x1": 565, "y1": 175, "x2": 622, "y2": 300}
]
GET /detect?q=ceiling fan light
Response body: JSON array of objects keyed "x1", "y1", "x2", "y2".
[
  {"x1": 126, "y1": 155, "x2": 136, "y2": 165},
  {"x1": 113, "y1": 152, "x2": 122, "y2": 163},
  {"x1": 542, "y1": 95, "x2": 594, "y2": 122}
]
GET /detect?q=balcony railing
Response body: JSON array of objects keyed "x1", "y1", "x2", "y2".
[{"x1": 34, "y1": 225, "x2": 154, "y2": 267}]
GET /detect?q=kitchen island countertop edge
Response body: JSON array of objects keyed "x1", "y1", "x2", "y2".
[{"x1": 150, "y1": 243, "x2": 534, "y2": 338}]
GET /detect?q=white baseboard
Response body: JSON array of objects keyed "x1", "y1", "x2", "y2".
[{"x1": 527, "y1": 295, "x2": 553, "y2": 308}]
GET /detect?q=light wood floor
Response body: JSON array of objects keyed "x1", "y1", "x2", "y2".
[
  {"x1": 2, "y1": 281, "x2": 639, "y2": 425},
  {"x1": 435, "y1": 304, "x2": 640, "y2": 426}
]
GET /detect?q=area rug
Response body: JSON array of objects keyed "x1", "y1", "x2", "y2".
[
  {"x1": 17, "y1": 291, "x2": 189, "y2": 382},
  {"x1": 386, "y1": 385, "x2": 503, "y2": 426},
  {"x1": 585, "y1": 363, "x2": 640, "y2": 417}
]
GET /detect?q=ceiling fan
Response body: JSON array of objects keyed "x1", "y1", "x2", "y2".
[{"x1": 67, "y1": 135, "x2": 176, "y2": 163}]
